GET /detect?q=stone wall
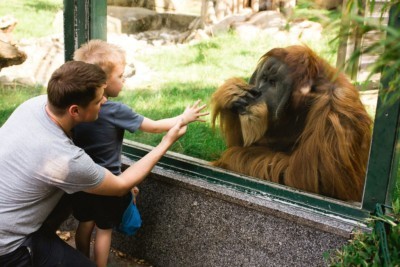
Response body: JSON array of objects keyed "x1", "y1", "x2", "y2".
[{"x1": 105, "y1": 152, "x2": 365, "y2": 267}]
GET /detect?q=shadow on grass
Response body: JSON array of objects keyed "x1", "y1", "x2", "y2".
[{"x1": 25, "y1": 0, "x2": 62, "y2": 13}]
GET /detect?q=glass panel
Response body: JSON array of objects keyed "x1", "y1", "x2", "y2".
[
  {"x1": 0, "y1": 0, "x2": 390, "y2": 209},
  {"x1": 1, "y1": 0, "x2": 395, "y2": 217},
  {"x1": 105, "y1": 0, "x2": 386, "y2": 206}
]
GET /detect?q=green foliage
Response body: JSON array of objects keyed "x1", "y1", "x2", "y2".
[
  {"x1": 324, "y1": 230, "x2": 381, "y2": 266},
  {"x1": 0, "y1": 0, "x2": 62, "y2": 39},
  {"x1": 396, "y1": 181, "x2": 400, "y2": 209},
  {"x1": 339, "y1": 0, "x2": 400, "y2": 106},
  {"x1": 325, "y1": 203, "x2": 400, "y2": 266},
  {"x1": 294, "y1": 0, "x2": 343, "y2": 23}
]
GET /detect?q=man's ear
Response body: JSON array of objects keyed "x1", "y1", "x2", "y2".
[{"x1": 68, "y1": 105, "x2": 80, "y2": 119}]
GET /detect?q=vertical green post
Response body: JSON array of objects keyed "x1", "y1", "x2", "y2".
[
  {"x1": 63, "y1": 0, "x2": 75, "y2": 62},
  {"x1": 90, "y1": 0, "x2": 107, "y2": 41},
  {"x1": 63, "y1": 0, "x2": 107, "y2": 61},
  {"x1": 362, "y1": 4, "x2": 400, "y2": 211},
  {"x1": 382, "y1": 4, "x2": 400, "y2": 207}
]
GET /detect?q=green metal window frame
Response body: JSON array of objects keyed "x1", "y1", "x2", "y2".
[
  {"x1": 63, "y1": 0, "x2": 107, "y2": 61},
  {"x1": 63, "y1": 0, "x2": 400, "y2": 222}
]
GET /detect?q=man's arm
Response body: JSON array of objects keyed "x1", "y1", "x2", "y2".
[{"x1": 85, "y1": 119, "x2": 187, "y2": 196}]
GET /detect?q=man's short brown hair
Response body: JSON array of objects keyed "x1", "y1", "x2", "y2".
[{"x1": 47, "y1": 61, "x2": 106, "y2": 112}]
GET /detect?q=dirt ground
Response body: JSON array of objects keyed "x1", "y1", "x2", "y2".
[{"x1": 58, "y1": 230, "x2": 153, "y2": 267}]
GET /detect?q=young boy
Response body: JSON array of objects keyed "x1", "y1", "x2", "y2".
[{"x1": 71, "y1": 39, "x2": 208, "y2": 267}]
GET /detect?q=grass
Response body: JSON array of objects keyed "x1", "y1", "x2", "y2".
[
  {"x1": 0, "y1": 85, "x2": 46, "y2": 125},
  {"x1": 118, "y1": 83, "x2": 226, "y2": 161},
  {"x1": 0, "y1": 0, "x2": 62, "y2": 39}
]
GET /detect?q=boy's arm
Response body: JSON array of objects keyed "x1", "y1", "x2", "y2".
[
  {"x1": 139, "y1": 100, "x2": 209, "y2": 133},
  {"x1": 84, "y1": 119, "x2": 187, "y2": 196}
]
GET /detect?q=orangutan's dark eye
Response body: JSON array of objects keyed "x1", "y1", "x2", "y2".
[{"x1": 269, "y1": 79, "x2": 276, "y2": 86}]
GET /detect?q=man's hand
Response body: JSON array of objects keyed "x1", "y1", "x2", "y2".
[{"x1": 162, "y1": 118, "x2": 187, "y2": 145}]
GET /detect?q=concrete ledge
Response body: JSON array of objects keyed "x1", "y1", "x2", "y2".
[{"x1": 109, "y1": 152, "x2": 368, "y2": 266}]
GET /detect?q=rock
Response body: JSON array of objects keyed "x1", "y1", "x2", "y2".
[
  {"x1": 0, "y1": 35, "x2": 63, "y2": 86},
  {"x1": 0, "y1": 15, "x2": 27, "y2": 71},
  {"x1": 107, "y1": 15, "x2": 122, "y2": 34},
  {"x1": 0, "y1": 15, "x2": 18, "y2": 44},
  {"x1": 289, "y1": 20, "x2": 323, "y2": 41},
  {"x1": 234, "y1": 24, "x2": 263, "y2": 40},
  {"x1": 0, "y1": 75, "x2": 12, "y2": 84},
  {"x1": 13, "y1": 76, "x2": 36, "y2": 86},
  {"x1": 209, "y1": 12, "x2": 252, "y2": 35},
  {"x1": 124, "y1": 63, "x2": 136, "y2": 78},
  {"x1": 0, "y1": 15, "x2": 17, "y2": 29},
  {"x1": 0, "y1": 40, "x2": 27, "y2": 71},
  {"x1": 107, "y1": 6, "x2": 158, "y2": 33},
  {"x1": 107, "y1": 6, "x2": 197, "y2": 34},
  {"x1": 236, "y1": 10, "x2": 286, "y2": 29}
]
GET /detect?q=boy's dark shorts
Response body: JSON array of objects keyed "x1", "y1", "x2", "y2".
[{"x1": 71, "y1": 192, "x2": 130, "y2": 229}]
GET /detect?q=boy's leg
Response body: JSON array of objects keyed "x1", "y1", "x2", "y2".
[
  {"x1": 29, "y1": 228, "x2": 96, "y2": 266},
  {"x1": 93, "y1": 227, "x2": 113, "y2": 267},
  {"x1": 75, "y1": 221, "x2": 95, "y2": 257}
]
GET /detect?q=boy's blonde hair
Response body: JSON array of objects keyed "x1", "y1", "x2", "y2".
[{"x1": 73, "y1": 39, "x2": 126, "y2": 77}]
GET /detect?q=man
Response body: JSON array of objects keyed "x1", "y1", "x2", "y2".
[{"x1": 0, "y1": 61, "x2": 188, "y2": 266}]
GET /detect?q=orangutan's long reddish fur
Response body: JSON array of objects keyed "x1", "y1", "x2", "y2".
[{"x1": 211, "y1": 46, "x2": 372, "y2": 202}]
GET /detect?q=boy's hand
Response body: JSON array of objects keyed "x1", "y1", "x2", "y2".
[{"x1": 181, "y1": 100, "x2": 209, "y2": 125}]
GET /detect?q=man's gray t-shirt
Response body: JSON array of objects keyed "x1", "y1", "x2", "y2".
[{"x1": 0, "y1": 95, "x2": 105, "y2": 255}]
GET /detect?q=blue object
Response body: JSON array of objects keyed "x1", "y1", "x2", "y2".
[{"x1": 118, "y1": 192, "x2": 142, "y2": 236}]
